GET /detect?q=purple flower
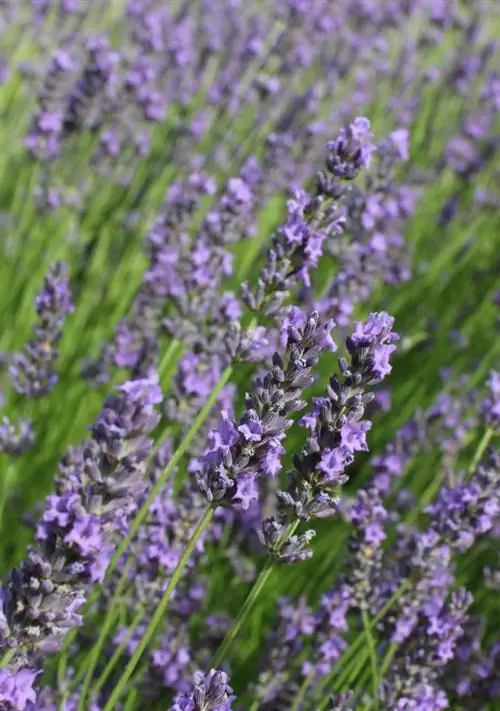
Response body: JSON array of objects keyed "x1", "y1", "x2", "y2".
[
  {"x1": 349, "y1": 312, "x2": 399, "y2": 381},
  {"x1": 326, "y1": 117, "x2": 376, "y2": 178},
  {"x1": 118, "y1": 374, "x2": 163, "y2": 405},
  {"x1": 0, "y1": 375, "x2": 162, "y2": 705},
  {"x1": 238, "y1": 415, "x2": 264, "y2": 442},
  {"x1": 10, "y1": 263, "x2": 73, "y2": 398},
  {"x1": 481, "y1": 370, "x2": 500, "y2": 430},
  {"x1": 233, "y1": 474, "x2": 259, "y2": 510},
  {"x1": 196, "y1": 312, "x2": 333, "y2": 510},
  {"x1": 0, "y1": 418, "x2": 34, "y2": 456},
  {"x1": 207, "y1": 413, "x2": 239, "y2": 457},
  {"x1": 168, "y1": 669, "x2": 234, "y2": 711},
  {"x1": 0, "y1": 670, "x2": 39, "y2": 711},
  {"x1": 318, "y1": 448, "x2": 351, "y2": 485},
  {"x1": 242, "y1": 121, "x2": 374, "y2": 317},
  {"x1": 340, "y1": 421, "x2": 371, "y2": 453}
]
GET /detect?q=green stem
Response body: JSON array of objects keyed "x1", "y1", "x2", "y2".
[
  {"x1": 212, "y1": 520, "x2": 300, "y2": 668},
  {"x1": 361, "y1": 608, "x2": 379, "y2": 710},
  {"x1": 379, "y1": 642, "x2": 398, "y2": 677},
  {"x1": 468, "y1": 428, "x2": 494, "y2": 475},
  {"x1": 78, "y1": 364, "x2": 232, "y2": 687},
  {"x1": 92, "y1": 607, "x2": 145, "y2": 698},
  {"x1": 0, "y1": 648, "x2": 16, "y2": 668},
  {"x1": 123, "y1": 688, "x2": 139, "y2": 711},
  {"x1": 159, "y1": 339, "x2": 181, "y2": 380},
  {"x1": 289, "y1": 671, "x2": 314, "y2": 711},
  {"x1": 102, "y1": 506, "x2": 214, "y2": 711},
  {"x1": 76, "y1": 605, "x2": 121, "y2": 711},
  {"x1": 0, "y1": 464, "x2": 16, "y2": 535},
  {"x1": 73, "y1": 558, "x2": 136, "y2": 700},
  {"x1": 212, "y1": 557, "x2": 274, "y2": 668}
]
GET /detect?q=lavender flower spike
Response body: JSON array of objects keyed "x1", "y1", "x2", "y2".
[
  {"x1": 0, "y1": 374, "x2": 162, "y2": 709},
  {"x1": 242, "y1": 118, "x2": 376, "y2": 317},
  {"x1": 10, "y1": 262, "x2": 74, "y2": 398},
  {"x1": 195, "y1": 311, "x2": 336, "y2": 511},
  {"x1": 169, "y1": 669, "x2": 234, "y2": 711},
  {"x1": 261, "y1": 312, "x2": 398, "y2": 562}
]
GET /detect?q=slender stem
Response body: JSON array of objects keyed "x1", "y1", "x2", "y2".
[
  {"x1": 72, "y1": 558, "x2": 135, "y2": 699},
  {"x1": 92, "y1": 607, "x2": 145, "y2": 697},
  {"x1": 289, "y1": 671, "x2": 314, "y2": 711},
  {"x1": 76, "y1": 364, "x2": 232, "y2": 690},
  {"x1": 0, "y1": 464, "x2": 15, "y2": 536},
  {"x1": 379, "y1": 642, "x2": 398, "y2": 677},
  {"x1": 468, "y1": 428, "x2": 493, "y2": 475},
  {"x1": 212, "y1": 558, "x2": 274, "y2": 668},
  {"x1": 212, "y1": 520, "x2": 300, "y2": 668},
  {"x1": 0, "y1": 648, "x2": 16, "y2": 668},
  {"x1": 103, "y1": 506, "x2": 214, "y2": 711},
  {"x1": 123, "y1": 688, "x2": 139, "y2": 711},
  {"x1": 77, "y1": 605, "x2": 121, "y2": 711},
  {"x1": 361, "y1": 608, "x2": 379, "y2": 711},
  {"x1": 159, "y1": 339, "x2": 181, "y2": 380}
]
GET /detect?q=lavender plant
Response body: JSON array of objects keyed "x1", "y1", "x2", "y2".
[{"x1": 0, "y1": 1, "x2": 498, "y2": 711}]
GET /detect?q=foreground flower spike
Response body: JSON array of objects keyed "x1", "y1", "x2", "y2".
[
  {"x1": 259, "y1": 312, "x2": 398, "y2": 562},
  {"x1": 321, "y1": 127, "x2": 414, "y2": 327},
  {"x1": 9, "y1": 262, "x2": 73, "y2": 398},
  {"x1": 195, "y1": 310, "x2": 336, "y2": 510},
  {"x1": 241, "y1": 118, "x2": 376, "y2": 318},
  {"x1": 169, "y1": 669, "x2": 234, "y2": 711},
  {"x1": 0, "y1": 375, "x2": 162, "y2": 709}
]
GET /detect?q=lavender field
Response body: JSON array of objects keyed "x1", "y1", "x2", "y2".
[{"x1": 0, "y1": 1, "x2": 499, "y2": 709}]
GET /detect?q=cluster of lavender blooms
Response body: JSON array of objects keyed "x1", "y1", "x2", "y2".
[
  {"x1": 9, "y1": 262, "x2": 73, "y2": 399},
  {"x1": 0, "y1": 1, "x2": 498, "y2": 710},
  {"x1": 0, "y1": 263, "x2": 73, "y2": 456},
  {"x1": 249, "y1": 372, "x2": 500, "y2": 711},
  {"x1": 193, "y1": 310, "x2": 337, "y2": 513},
  {"x1": 81, "y1": 115, "x2": 375, "y2": 402},
  {"x1": 167, "y1": 670, "x2": 234, "y2": 711},
  {"x1": 258, "y1": 312, "x2": 398, "y2": 562},
  {"x1": 0, "y1": 375, "x2": 162, "y2": 707},
  {"x1": 6, "y1": 0, "x2": 420, "y2": 211},
  {"x1": 23, "y1": 118, "x2": 379, "y2": 710}
]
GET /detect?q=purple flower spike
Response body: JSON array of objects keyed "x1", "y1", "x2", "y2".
[
  {"x1": 0, "y1": 374, "x2": 162, "y2": 707},
  {"x1": 169, "y1": 669, "x2": 234, "y2": 711},
  {"x1": 261, "y1": 313, "x2": 397, "y2": 561},
  {"x1": 10, "y1": 262, "x2": 73, "y2": 399},
  {"x1": 196, "y1": 312, "x2": 334, "y2": 510},
  {"x1": 326, "y1": 117, "x2": 376, "y2": 179},
  {"x1": 242, "y1": 121, "x2": 376, "y2": 317},
  {"x1": 348, "y1": 312, "x2": 399, "y2": 381}
]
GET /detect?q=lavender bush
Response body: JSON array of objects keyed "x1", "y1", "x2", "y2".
[{"x1": 0, "y1": 1, "x2": 498, "y2": 710}]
